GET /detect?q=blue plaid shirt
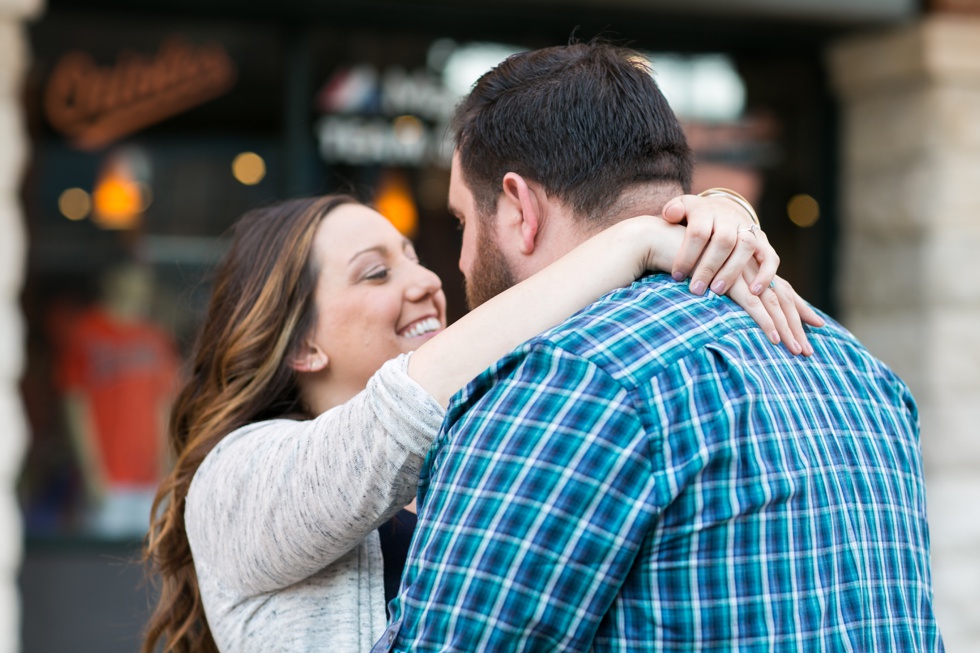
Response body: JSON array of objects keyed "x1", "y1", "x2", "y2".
[{"x1": 376, "y1": 274, "x2": 942, "y2": 652}]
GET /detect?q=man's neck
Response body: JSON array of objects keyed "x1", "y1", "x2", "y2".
[
  {"x1": 588, "y1": 183, "x2": 685, "y2": 234},
  {"x1": 518, "y1": 181, "x2": 685, "y2": 282}
]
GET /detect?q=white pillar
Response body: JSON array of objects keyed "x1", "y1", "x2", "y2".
[
  {"x1": 0, "y1": 0, "x2": 42, "y2": 650},
  {"x1": 828, "y1": 16, "x2": 980, "y2": 652}
]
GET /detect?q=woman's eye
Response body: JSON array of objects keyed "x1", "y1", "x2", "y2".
[{"x1": 364, "y1": 267, "x2": 389, "y2": 281}]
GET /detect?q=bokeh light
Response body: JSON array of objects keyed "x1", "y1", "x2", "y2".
[
  {"x1": 93, "y1": 175, "x2": 143, "y2": 230},
  {"x1": 787, "y1": 193, "x2": 820, "y2": 228},
  {"x1": 58, "y1": 188, "x2": 92, "y2": 221},
  {"x1": 232, "y1": 152, "x2": 266, "y2": 185},
  {"x1": 393, "y1": 115, "x2": 424, "y2": 145},
  {"x1": 374, "y1": 171, "x2": 418, "y2": 238}
]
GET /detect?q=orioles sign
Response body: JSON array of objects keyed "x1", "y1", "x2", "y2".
[{"x1": 44, "y1": 38, "x2": 237, "y2": 151}]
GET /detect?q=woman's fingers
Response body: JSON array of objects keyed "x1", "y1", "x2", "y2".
[
  {"x1": 661, "y1": 196, "x2": 688, "y2": 225},
  {"x1": 767, "y1": 275, "x2": 827, "y2": 356},
  {"x1": 697, "y1": 224, "x2": 760, "y2": 296},
  {"x1": 666, "y1": 197, "x2": 718, "y2": 287},
  {"x1": 730, "y1": 274, "x2": 819, "y2": 356},
  {"x1": 794, "y1": 286, "x2": 826, "y2": 328},
  {"x1": 728, "y1": 275, "x2": 780, "y2": 346},
  {"x1": 685, "y1": 223, "x2": 741, "y2": 295},
  {"x1": 666, "y1": 195, "x2": 757, "y2": 294},
  {"x1": 767, "y1": 276, "x2": 808, "y2": 355},
  {"x1": 746, "y1": 229, "x2": 780, "y2": 295}
]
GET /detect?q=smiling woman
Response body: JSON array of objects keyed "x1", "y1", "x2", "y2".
[
  {"x1": 291, "y1": 204, "x2": 447, "y2": 413},
  {"x1": 141, "y1": 192, "x2": 819, "y2": 653}
]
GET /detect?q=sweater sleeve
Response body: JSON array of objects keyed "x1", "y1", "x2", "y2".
[{"x1": 184, "y1": 353, "x2": 445, "y2": 596}]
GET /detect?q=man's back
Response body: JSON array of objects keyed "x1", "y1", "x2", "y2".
[{"x1": 383, "y1": 274, "x2": 942, "y2": 652}]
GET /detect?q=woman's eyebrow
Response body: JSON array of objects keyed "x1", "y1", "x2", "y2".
[{"x1": 348, "y1": 245, "x2": 388, "y2": 265}]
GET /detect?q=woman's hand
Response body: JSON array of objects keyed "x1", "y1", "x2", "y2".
[
  {"x1": 643, "y1": 193, "x2": 825, "y2": 355},
  {"x1": 728, "y1": 268, "x2": 825, "y2": 356},
  {"x1": 662, "y1": 193, "x2": 777, "y2": 297}
]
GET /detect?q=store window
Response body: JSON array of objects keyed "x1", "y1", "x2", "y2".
[
  {"x1": 21, "y1": 13, "x2": 285, "y2": 539},
  {"x1": 20, "y1": 11, "x2": 834, "y2": 544}
]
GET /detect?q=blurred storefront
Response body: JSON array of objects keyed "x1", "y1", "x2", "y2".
[{"x1": 2, "y1": 0, "x2": 978, "y2": 651}]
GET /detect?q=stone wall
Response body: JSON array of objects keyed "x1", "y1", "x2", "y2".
[
  {"x1": 828, "y1": 15, "x2": 980, "y2": 652},
  {"x1": 0, "y1": 0, "x2": 42, "y2": 649}
]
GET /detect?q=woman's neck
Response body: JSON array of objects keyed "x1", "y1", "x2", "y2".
[{"x1": 298, "y1": 374, "x2": 361, "y2": 417}]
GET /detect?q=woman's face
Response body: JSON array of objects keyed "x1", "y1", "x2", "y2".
[{"x1": 306, "y1": 203, "x2": 446, "y2": 397}]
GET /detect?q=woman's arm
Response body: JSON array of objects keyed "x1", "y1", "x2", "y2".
[
  {"x1": 186, "y1": 355, "x2": 440, "y2": 594},
  {"x1": 411, "y1": 199, "x2": 822, "y2": 408}
]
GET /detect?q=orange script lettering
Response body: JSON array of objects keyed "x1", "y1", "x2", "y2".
[{"x1": 44, "y1": 38, "x2": 237, "y2": 150}]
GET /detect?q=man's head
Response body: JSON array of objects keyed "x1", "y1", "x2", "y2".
[{"x1": 448, "y1": 41, "x2": 694, "y2": 308}]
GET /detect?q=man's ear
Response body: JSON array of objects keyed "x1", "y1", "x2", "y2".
[
  {"x1": 501, "y1": 172, "x2": 544, "y2": 255},
  {"x1": 289, "y1": 341, "x2": 329, "y2": 373}
]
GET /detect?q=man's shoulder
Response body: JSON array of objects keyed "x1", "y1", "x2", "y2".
[
  {"x1": 522, "y1": 274, "x2": 886, "y2": 390},
  {"x1": 530, "y1": 273, "x2": 750, "y2": 376},
  {"x1": 449, "y1": 273, "x2": 894, "y2": 417},
  {"x1": 551, "y1": 272, "x2": 717, "y2": 326},
  {"x1": 438, "y1": 278, "x2": 684, "y2": 427}
]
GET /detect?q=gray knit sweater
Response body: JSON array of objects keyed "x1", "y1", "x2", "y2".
[{"x1": 185, "y1": 354, "x2": 444, "y2": 652}]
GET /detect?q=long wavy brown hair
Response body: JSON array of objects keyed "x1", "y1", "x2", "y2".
[{"x1": 141, "y1": 194, "x2": 356, "y2": 653}]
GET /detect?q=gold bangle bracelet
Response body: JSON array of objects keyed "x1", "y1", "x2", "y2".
[{"x1": 697, "y1": 187, "x2": 760, "y2": 227}]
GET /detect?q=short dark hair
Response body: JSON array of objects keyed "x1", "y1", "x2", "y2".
[{"x1": 451, "y1": 41, "x2": 694, "y2": 223}]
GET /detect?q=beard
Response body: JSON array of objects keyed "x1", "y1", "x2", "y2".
[{"x1": 464, "y1": 224, "x2": 519, "y2": 310}]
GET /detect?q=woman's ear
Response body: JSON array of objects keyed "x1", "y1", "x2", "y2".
[{"x1": 289, "y1": 341, "x2": 329, "y2": 373}]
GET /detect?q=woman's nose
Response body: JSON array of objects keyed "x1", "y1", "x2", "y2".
[{"x1": 405, "y1": 263, "x2": 443, "y2": 301}]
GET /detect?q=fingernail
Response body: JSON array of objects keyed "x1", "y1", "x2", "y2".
[
  {"x1": 710, "y1": 279, "x2": 726, "y2": 295},
  {"x1": 770, "y1": 330, "x2": 780, "y2": 345},
  {"x1": 792, "y1": 340, "x2": 802, "y2": 354},
  {"x1": 691, "y1": 280, "x2": 706, "y2": 295},
  {"x1": 805, "y1": 343, "x2": 814, "y2": 356},
  {"x1": 671, "y1": 271, "x2": 685, "y2": 282},
  {"x1": 752, "y1": 283, "x2": 764, "y2": 295}
]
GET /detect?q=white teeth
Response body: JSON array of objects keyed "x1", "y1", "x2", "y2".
[{"x1": 403, "y1": 317, "x2": 440, "y2": 338}]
